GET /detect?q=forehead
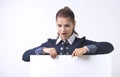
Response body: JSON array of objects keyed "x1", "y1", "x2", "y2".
[{"x1": 56, "y1": 17, "x2": 72, "y2": 24}]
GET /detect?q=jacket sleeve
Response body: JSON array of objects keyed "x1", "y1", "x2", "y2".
[
  {"x1": 22, "y1": 47, "x2": 38, "y2": 62},
  {"x1": 22, "y1": 39, "x2": 54, "y2": 62},
  {"x1": 85, "y1": 40, "x2": 114, "y2": 55}
]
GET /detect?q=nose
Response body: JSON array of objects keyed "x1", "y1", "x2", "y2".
[{"x1": 61, "y1": 26, "x2": 65, "y2": 32}]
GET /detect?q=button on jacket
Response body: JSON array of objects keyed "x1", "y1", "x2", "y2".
[{"x1": 22, "y1": 35, "x2": 114, "y2": 62}]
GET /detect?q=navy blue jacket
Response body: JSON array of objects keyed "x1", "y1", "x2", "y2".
[{"x1": 22, "y1": 37, "x2": 114, "y2": 62}]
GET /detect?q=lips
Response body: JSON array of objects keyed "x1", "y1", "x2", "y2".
[{"x1": 62, "y1": 33, "x2": 67, "y2": 35}]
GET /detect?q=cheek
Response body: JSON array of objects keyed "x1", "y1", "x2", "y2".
[
  {"x1": 66, "y1": 27, "x2": 73, "y2": 33},
  {"x1": 57, "y1": 27, "x2": 61, "y2": 33}
]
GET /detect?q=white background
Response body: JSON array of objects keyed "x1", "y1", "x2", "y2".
[{"x1": 0, "y1": 0, "x2": 120, "y2": 77}]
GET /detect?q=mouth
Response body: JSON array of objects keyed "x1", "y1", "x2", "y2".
[{"x1": 62, "y1": 33, "x2": 67, "y2": 36}]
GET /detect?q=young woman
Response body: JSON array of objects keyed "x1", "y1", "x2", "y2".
[{"x1": 22, "y1": 6, "x2": 114, "y2": 62}]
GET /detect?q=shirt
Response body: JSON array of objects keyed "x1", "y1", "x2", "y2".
[
  {"x1": 35, "y1": 33, "x2": 97, "y2": 55},
  {"x1": 22, "y1": 34, "x2": 114, "y2": 62}
]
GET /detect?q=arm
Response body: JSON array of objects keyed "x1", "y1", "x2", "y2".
[
  {"x1": 72, "y1": 39, "x2": 114, "y2": 57},
  {"x1": 22, "y1": 47, "x2": 38, "y2": 62},
  {"x1": 22, "y1": 39, "x2": 53, "y2": 62},
  {"x1": 85, "y1": 40, "x2": 114, "y2": 55}
]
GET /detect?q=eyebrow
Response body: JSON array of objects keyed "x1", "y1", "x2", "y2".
[{"x1": 57, "y1": 23, "x2": 70, "y2": 26}]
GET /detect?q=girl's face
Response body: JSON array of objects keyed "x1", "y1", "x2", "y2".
[{"x1": 56, "y1": 17, "x2": 75, "y2": 40}]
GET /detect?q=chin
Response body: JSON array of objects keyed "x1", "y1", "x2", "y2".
[
  {"x1": 62, "y1": 37, "x2": 68, "y2": 40},
  {"x1": 60, "y1": 35, "x2": 68, "y2": 40}
]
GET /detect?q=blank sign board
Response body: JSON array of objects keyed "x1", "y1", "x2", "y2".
[{"x1": 30, "y1": 55, "x2": 111, "y2": 77}]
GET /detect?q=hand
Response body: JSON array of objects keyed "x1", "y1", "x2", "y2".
[
  {"x1": 43, "y1": 47, "x2": 57, "y2": 58},
  {"x1": 72, "y1": 47, "x2": 88, "y2": 57}
]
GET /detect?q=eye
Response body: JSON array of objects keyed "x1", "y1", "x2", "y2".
[
  {"x1": 64, "y1": 24, "x2": 70, "y2": 27},
  {"x1": 58, "y1": 24, "x2": 62, "y2": 27}
]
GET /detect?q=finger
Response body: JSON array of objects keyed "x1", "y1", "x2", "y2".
[
  {"x1": 75, "y1": 51, "x2": 79, "y2": 56},
  {"x1": 52, "y1": 51, "x2": 57, "y2": 58},
  {"x1": 73, "y1": 51, "x2": 80, "y2": 57},
  {"x1": 49, "y1": 51, "x2": 53, "y2": 56},
  {"x1": 50, "y1": 51, "x2": 55, "y2": 58},
  {"x1": 53, "y1": 49, "x2": 58, "y2": 57},
  {"x1": 50, "y1": 50, "x2": 57, "y2": 58},
  {"x1": 72, "y1": 51, "x2": 74, "y2": 57},
  {"x1": 72, "y1": 51, "x2": 76, "y2": 58},
  {"x1": 78, "y1": 52, "x2": 82, "y2": 57}
]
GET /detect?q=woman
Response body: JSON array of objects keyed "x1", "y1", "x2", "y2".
[{"x1": 22, "y1": 6, "x2": 114, "y2": 62}]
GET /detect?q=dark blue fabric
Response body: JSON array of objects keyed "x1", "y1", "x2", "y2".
[{"x1": 22, "y1": 37, "x2": 114, "y2": 62}]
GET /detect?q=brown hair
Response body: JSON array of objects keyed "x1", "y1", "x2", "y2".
[{"x1": 56, "y1": 6, "x2": 78, "y2": 35}]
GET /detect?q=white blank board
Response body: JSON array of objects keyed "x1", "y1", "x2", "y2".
[{"x1": 30, "y1": 55, "x2": 111, "y2": 77}]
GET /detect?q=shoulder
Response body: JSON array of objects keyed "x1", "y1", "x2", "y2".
[
  {"x1": 47, "y1": 38, "x2": 56, "y2": 42},
  {"x1": 72, "y1": 36, "x2": 87, "y2": 46},
  {"x1": 39, "y1": 38, "x2": 57, "y2": 47},
  {"x1": 75, "y1": 36, "x2": 86, "y2": 42},
  {"x1": 75, "y1": 36, "x2": 98, "y2": 45},
  {"x1": 45, "y1": 38, "x2": 57, "y2": 45}
]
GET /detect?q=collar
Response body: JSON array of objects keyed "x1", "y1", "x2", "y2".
[{"x1": 56, "y1": 33, "x2": 78, "y2": 45}]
